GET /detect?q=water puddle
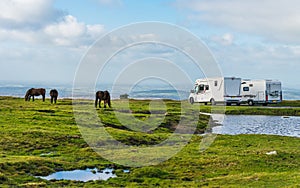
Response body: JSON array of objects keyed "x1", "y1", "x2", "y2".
[
  {"x1": 211, "y1": 115, "x2": 300, "y2": 138},
  {"x1": 37, "y1": 168, "x2": 116, "y2": 182}
]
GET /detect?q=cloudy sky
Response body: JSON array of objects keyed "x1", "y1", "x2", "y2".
[{"x1": 1, "y1": 0, "x2": 300, "y2": 89}]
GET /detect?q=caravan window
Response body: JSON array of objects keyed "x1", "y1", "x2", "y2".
[
  {"x1": 243, "y1": 87, "x2": 249, "y2": 91},
  {"x1": 270, "y1": 91, "x2": 279, "y2": 97}
]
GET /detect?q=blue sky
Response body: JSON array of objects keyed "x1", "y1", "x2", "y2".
[
  {"x1": 54, "y1": 1, "x2": 180, "y2": 27},
  {"x1": 0, "y1": 0, "x2": 300, "y2": 89}
]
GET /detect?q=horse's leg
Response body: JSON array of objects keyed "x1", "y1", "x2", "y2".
[
  {"x1": 95, "y1": 97, "x2": 98, "y2": 108},
  {"x1": 43, "y1": 94, "x2": 45, "y2": 102},
  {"x1": 104, "y1": 100, "x2": 107, "y2": 108},
  {"x1": 54, "y1": 97, "x2": 57, "y2": 104},
  {"x1": 108, "y1": 98, "x2": 111, "y2": 108},
  {"x1": 32, "y1": 96, "x2": 34, "y2": 101},
  {"x1": 51, "y1": 97, "x2": 53, "y2": 104}
]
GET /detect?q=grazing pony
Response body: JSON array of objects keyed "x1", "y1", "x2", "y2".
[
  {"x1": 95, "y1": 90, "x2": 111, "y2": 108},
  {"x1": 50, "y1": 89, "x2": 58, "y2": 104},
  {"x1": 25, "y1": 88, "x2": 46, "y2": 102}
]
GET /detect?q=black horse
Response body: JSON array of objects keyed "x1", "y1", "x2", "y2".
[
  {"x1": 25, "y1": 88, "x2": 46, "y2": 102},
  {"x1": 95, "y1": 90, "x2": 111, "y2": 108},
  {"x1": 50, "y1": 89, "x2": 58, "y2": 104}
]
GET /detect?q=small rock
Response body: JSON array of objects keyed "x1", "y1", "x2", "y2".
[{"x1": 266, "y1": 151, "x2": 277, "y2": 155}]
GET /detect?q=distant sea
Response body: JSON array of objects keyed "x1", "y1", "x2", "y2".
[
  {"x1": 0, "y1": 81, "x2": 190, "y2": 100},
  {"x1": 0, "y1": 81, "x2": 299, "y2": 100}
]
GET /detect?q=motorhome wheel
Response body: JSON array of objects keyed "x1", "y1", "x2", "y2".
[
  {"x1": 248, "y1": 100, "x2": 254, "y2": 106},
  {"x1": 189, "y1": 97, "x2": 194, "y2": 104},
  {"x1": 210, "y1": 98, "x2": 216, "y2": 105}
]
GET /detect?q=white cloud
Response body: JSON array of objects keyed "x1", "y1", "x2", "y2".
[
  {"x1": 0, "y1": 1, "x2": 105, "y2": 47},
  {"x1": 206, "y1": 39, "x2": 300, "y2": 87},
  {"x1": 211, "y1": 33, "x2": 234, "y2": 46},
  {"x1": 87, "y1": 24, "x2": 105, "y2": 38},
  {"x1": 0, "y1": 0, "x2": 61, "y2": 29},
  {"x1": 0, "y1": 0, "x2": 106, "y2": 83},
  {"x1": 44, "y1": 15, "x2": 105, "y2": 46},
  {"x1": 175, "y1": 0, "x2": 300, "y2": 44},
  {"x1": 44, "y1": 15, "x2": 85, "y2": 38},
  {"x1": 175, "y1": 0, "x2": 300, "y2": 88}
]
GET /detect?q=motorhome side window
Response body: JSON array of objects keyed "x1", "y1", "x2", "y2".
[
  {"x1": 214, "y1": 81, "x2": 218, "y2": 86},
  {"x1": 205, "y1": 85, "x2": 209, "y2": 90},
  {"x1": 243, "y1": 87, "x2": 249, "y2": 91},
  {"x1": 199, "y1": 84, "x2": 205, "y2": 92}
]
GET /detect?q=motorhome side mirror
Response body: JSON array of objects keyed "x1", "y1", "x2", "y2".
[{"x1": 190, "y1": 89, "x2": 195, "y2": 93}]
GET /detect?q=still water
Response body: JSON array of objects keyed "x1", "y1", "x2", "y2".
[
  {"x1": 37, "y1": 168, "x2": 116, "y2": 182},
  {"x1": 212, "y1": 115, "x2": 300, "y2": 138}
]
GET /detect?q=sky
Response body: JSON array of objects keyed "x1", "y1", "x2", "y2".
[{"x1": 0, "y1": 0, "x2": 300, "y2": 89}]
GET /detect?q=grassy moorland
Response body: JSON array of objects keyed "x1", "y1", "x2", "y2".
[{"x1": 0, "y1": 96, "x2": 299, "y2": 187}]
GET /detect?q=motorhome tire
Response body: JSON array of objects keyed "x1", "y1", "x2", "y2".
[
  {"x1": 248, "y1": 100, "x2": 254, "y2": 106},
  {"x1": 226, "y1": 102, "x2": 231, "y2": 106},
  {"x1": 262, "y1": 103, "x2": 268, "y2": 106},
  {"x1": 210, "y1": 98, "x2": 216, "y2": 105},
  {"x1": 189, "y1": 97, "x2": 194, "y2": 104}
]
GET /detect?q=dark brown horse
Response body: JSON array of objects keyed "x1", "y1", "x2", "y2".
[
  {"x1": 95, "y1": 90, "x2": 111, "y2": 108},
  {"x1": 50, "y1": 89, "x2": 58, "y2": 104},
  {"x1": 25, "y1": 88, "x2": 46, "y2": 102}
]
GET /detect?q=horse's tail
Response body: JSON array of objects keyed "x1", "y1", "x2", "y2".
[{"x1": 50, "y1": 89, "x2": 58, "y2": 97}]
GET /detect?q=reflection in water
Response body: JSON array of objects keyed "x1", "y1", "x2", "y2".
[
  {"x1": 37, "y1": 168, "x2": 116, "y2": 182},
  {"x1": 212, "y1": 115, "x2": 300, "y2": 138}
]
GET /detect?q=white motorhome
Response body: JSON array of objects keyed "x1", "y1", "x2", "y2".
[
  {"x1": 240, "y1": 79, "x2": 282, "y2": 106},
  {"x1": 189, "y1": 77, "x2": 242, "y2": 105}
]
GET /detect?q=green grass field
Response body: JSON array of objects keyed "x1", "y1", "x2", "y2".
[{"x1": 0, "y1": 96, "x2": 299, "y2": 187}]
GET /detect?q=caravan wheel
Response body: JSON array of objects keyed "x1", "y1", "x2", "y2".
[
  {"x1": 248, "y1": 100, "x2": 254, "y2": 106},
  {"x1": 189, "y1": 97, "x2": 194, "y2": 104}
]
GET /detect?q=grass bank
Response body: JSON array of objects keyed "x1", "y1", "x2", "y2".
[
  {"x1": 0, "y1": 96, "x2": 299, "y2": 187},
  {"x1": 195, "y1": 100, "x2": 300, "y2": 116}
]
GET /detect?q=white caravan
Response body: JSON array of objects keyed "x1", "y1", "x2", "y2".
[
  {"x1": 189, "y1": 77, "x2": 242, "y2": 105},
  {"x1": 240, "y1": 79, "x2": 282, "y2": 106}
]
